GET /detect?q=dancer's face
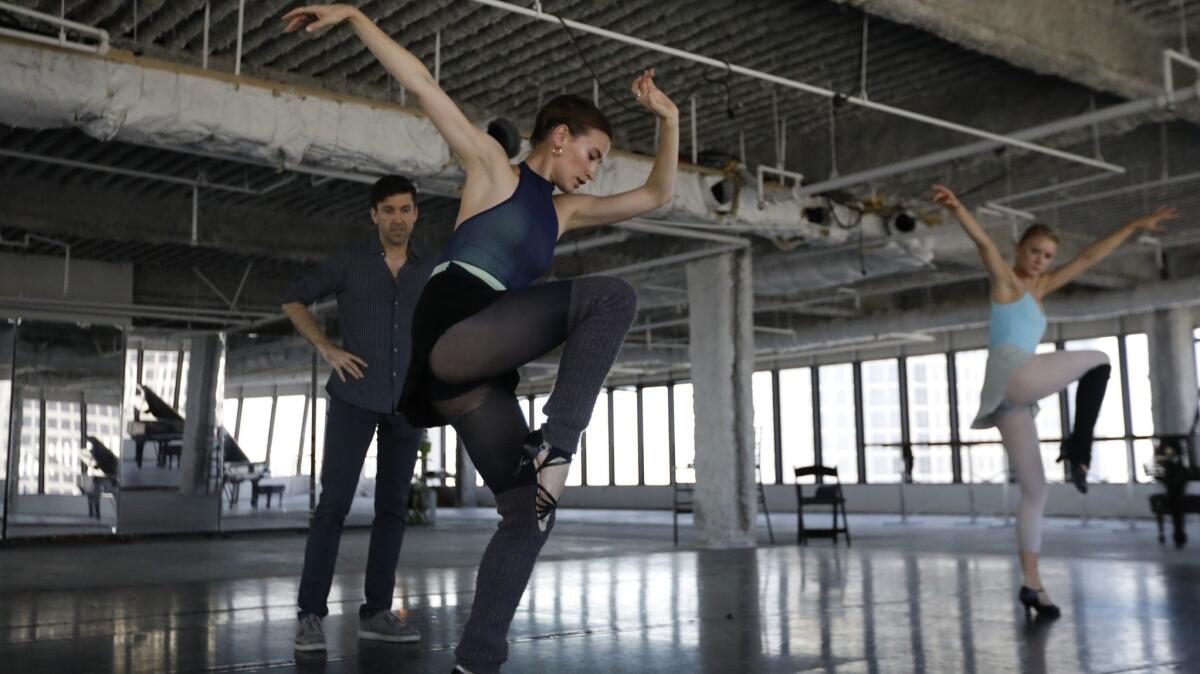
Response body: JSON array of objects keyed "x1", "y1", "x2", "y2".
[
  {"x1": 1015, "y1": 235, "x2": 1056, "y2": 277},
  {"x1": 371, "y1": 193, "x2": 418, "y2": 249},
  {"x1": 551, "y1": 126, "x2": 611, "y2": 193}
]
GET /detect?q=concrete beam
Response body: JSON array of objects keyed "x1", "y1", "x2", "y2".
[{"x1": 840, "y1": 0, "x2": 1167, "y2": 100}]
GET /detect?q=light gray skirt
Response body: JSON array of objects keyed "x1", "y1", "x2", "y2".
[{"x1": 970, "y1": 344, "x2": 1040, "y2": 429}]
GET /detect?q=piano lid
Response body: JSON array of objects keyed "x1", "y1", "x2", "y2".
[{"x1": 137, "y1": 385, "x2": 185, "y2": 423}]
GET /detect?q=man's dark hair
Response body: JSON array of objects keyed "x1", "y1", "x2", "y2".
[{"x1": 370, "y1": 175, "x2": 418, "y2": 210}]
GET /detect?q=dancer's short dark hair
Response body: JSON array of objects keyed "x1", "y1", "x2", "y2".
[
  {"x1": 370, "y1": 175, "x2": 418, "y2": 210},
  {"x1": 530, "y1": 94, "x2": 613, "y2": 147}
]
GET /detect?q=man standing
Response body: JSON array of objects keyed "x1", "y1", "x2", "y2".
[{"x1": 282, "y1": 175, "x2": 434, "y2": 652}]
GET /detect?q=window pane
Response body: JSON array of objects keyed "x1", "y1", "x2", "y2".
[
  {"x1": 818, "y1": 364, "x2": 857, "y2": 483},
  {"x1": 0, "y1": 378, "x2": 9, "y2": 485},
  {"x1": 752, "y1": 371, "x2": 776, "y2": 484},
  {"x1": 643, "y1": 387, "x2": 670, "y2": 486},
  {"x1": 612, "y1": 389, "x2": 639, "y2": 485},
  {"x1": 1030, "y1": 343, "x2": 1065, "y2": 483},
  {"x1": 778, "y1": 368, "x2": 814, "y2": 484},
  {"x1": 223, "y1": 398, "x2": 240, "y2": 438},
  {"x1": 43, "y1": 399, "x2": 81, "y2": 495},
  {"x1": 584, "y1": 392, "x2": 610, "y2": 486},
  {"x1": 954, "y1": 350, "x2": 1005, "y2": 483},
  {"x1": 269, "y1": 395, "x2": 306, "y2": 477},
  {"x1": 307, "y1": 397, "x2": 327, "y2": 477},
  {"x1": 237, "y1": 397, "x2": 273, "y2": 463},
  {"x1": 1124, "y1": 334, "x2": 1155, "y2": 482},
  {"x1": 904, "y1": 355, "x2": 953, "y2": 483},
  {"x1": 18, "y1": 398, "x2": 42, "y2": 493},
  {"x1": 86, "y1": 402, "x2": 122, "y2": 468},
  {"x1": 445, "y1": 425, "x2": 458, "y2": 487},
  {"x1": 140, "y1": 349, "x2": 189, "y2": 413},
  {"x1": 861, "y1": 359, "x2": 901, "y2": 483},
  {"x1": 1065, "y1": 337, "x2": 1129, "y2": 484},
  {"x1": 672, "y1": 383, "x2": 694, "y2": 484}
]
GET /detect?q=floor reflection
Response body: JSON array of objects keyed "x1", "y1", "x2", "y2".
[{"x1": 0, "y1": 514, "x2": 1197, "y2": 673}]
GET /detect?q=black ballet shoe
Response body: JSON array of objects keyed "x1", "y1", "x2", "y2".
[
  {"x1": 522, "y1": 430, "x2": 572, "y2": 532},
  {"x1": 1056, "y1": 438, "x2": 1090, "y2": 494},
  {"x1": 1018, "y1": 586, "x2": 1061, "y2": 620}
]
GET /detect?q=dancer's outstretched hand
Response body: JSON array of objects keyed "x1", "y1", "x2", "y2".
[
  {"x1": 1128, "y1": 205, "x2": 1179, "y2": 233},
  {"x1": 929, "y1": 184, "x2": 964, "y2": 211},
  {"x1": 282, "y1": 4, "x2": 361, "y2": 34},
  {"x1": 631, "y1": 68, "x2": 678, "y2": 121}
]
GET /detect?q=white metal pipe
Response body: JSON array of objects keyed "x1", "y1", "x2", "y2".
[
  {"x1": 992, "y1": 172, "x2": 1116, "y2": 203},
  {"x1": 465, "y1": 0, "x2": 1123, "y2": 173},
  {"x1": 981, "y1": 203, "x2": 1036, "y2": 221},
  {"x1": 617, "y1": 219, "x2": 748, "y2": 246},
  {"x1": 1163, "y1": 48, "x2": 1200, "y2": 105},
  {"x1": 202, "y1": 0, "x2": 210, "y2": 70},
  {"x1": 1025, "y1": 170, "x2": 1200, "y2": 212},
  {"x1": 794, "y1": 86, "x2": 1198, "y2": 198},
  {"x1": 0, "y1": 148, "x2": 287, "y2": 195},
  {"x1": 0, "y1": 1, "x2": 109, "y2": 54},
  {"x1": 690, "y1": 96, "x2": 698, "y2": 165},
  {"x1": 234, "y1": 0, "x2": 245, "y2": 76},
  {"x1": 593, "y1": 242, "x2": 745, "y2": 277},
  {"x1": 554, "y1": 230, "x2": 630, "y2": 257}
]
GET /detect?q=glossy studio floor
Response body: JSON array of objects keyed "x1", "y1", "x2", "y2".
[{"x1": 1, "y1": 509, "x2": 1197, "y2": 674}]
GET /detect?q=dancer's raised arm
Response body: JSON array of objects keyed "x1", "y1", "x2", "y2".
[
  {"x1": 1037, "y1": 206, "x2": 1177, "y2": 295},
  {"x1": 282, "y1": 5, "x2": 507, "y2": 174},
  {"x1": 931, "y1": 184, "x2": 1015, "y2": 291},
  {"x1": 557, "y1": 70, "x2": 680, "y2": 231}
]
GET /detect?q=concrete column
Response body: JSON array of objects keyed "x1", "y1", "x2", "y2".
[
  {"x1": 179, "y1": 334, "x2": 223, "y2": 496},
  {"x1": 686, "y1": 250, "x2": 756, "y2": 548},
  {"x1": 1148, "y1": 307, "x2": 1198, "y2": 457}
]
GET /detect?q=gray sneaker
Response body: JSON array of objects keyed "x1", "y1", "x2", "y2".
[
  {"x1": 294, "y1": 614, "x2": 326, "y2": 652},
  {"x1": 359, "y1": 610, "x2": 421, "y2": 643}
]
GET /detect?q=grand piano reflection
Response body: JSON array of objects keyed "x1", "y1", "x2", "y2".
[
  {"x1": 78, "y1": 435, "x2": 119, "y2": 520},
  {"x1": 126, "y1": 385, "x2": 184, "y2": 469},
  {"x1": 127, "y1": 384, "x2": 270, "y2": 505}
]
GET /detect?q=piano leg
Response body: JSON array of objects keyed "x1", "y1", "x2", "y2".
[{"x1": 135, "y1": 439, "x2": 145, "y2": 469}]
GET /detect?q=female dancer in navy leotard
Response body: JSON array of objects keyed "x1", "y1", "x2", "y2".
[
  {"x1": 931, "y1": 184, "x2": 1176, "y2": 619},
  {"x1": 284, "y1": 6, "x2": 679, "y2": 672}
]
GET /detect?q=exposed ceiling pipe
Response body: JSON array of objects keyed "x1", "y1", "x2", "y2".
[
  {"x1": 466, "y1": 0, "x2": 1123, "y2": 174},
  {"x1": 0, "y1": 148, "x2": 297, "y2": 196},
  {"x1": 592, "y1": 242, "x2": 747, "y2": 278},
  {"x1": 0, "y1": 296, "x2": 274, "y2": 326},
  {"x1": 1024, "y1": 170, "x2": 1200, "y2": 212},
  {"x1": 0, "y1": 1, "x2": 110, "y2": 55},
  {"x1": 554, "y1": 230, "x2": 630, "y2": 257},
  {"x1": 615, "y1": 219, "x2": 748, "y2": 246},
  {"x1": 794, "y1": 84, "x2": 1198, "y2": 198}
]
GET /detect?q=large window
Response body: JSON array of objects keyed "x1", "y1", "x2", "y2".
[
  {"x1": 752, "y1": 371, "x2": 777, "y2": 484},
  {"x1": 236, "y1": 397, "x2": 273, "y2": 463},
  {"x1": 672, "y1": 383, "x2": 695, "y2": 484},
  {"x1": 18, "y1": 398, "x2": 41, "y2": 493},
  {"x1": 0, "y1": 379, "x2": 9, "y2": 485},
  {"x1": 778, "y1": 368, "x2": 814, "y2": 484},
  {"x1": 584, "y1": 391, "x2": 611, "y2": 486},
  {"x1": 269, "y1": 395, "x2": 306, "y2": 477},
  {"x1": 642, "y1": 386, "x2": 671, "y2": 486},
  {"x1": 818, "y1": 364, "x2": 858, "y2": 482},
  {"x1": 1125, "y1": 334, "x2": 1155, "y2": 482},
  {"x1": 1065, "y1": 337, "x2": 1129, "y2": 484},
  {"x1": 862, "y1": 359, "x2": 902, "y2": 483},
  {"x1": 954, "y1": 350, "x2": 1006, "y2": 484},
  {"x1": 612, "y1": 388, "x2": 639, "y2": 486},
  {"x1": 905, "y1": 354, "x2": 953, "y2": 483},
  {"x1": 141, "y1": 349, "x2": 190, "y2": 413}
]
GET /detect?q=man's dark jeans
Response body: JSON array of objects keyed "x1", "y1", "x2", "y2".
[{"x1": 297, "y1": 395, "x2": 422, "y2": 618}]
